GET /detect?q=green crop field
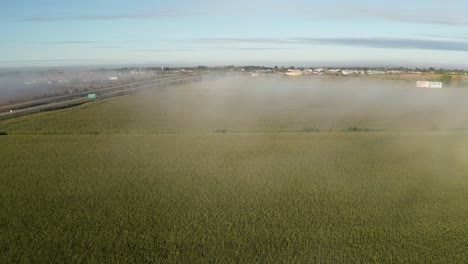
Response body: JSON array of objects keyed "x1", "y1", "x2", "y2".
[{"x1": 1, "y1": 77, "x2": 468, "y2": 263}]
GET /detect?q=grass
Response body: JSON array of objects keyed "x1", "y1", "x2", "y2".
[{"x1": 1, "y1": 77, "x2": 468, "y2": 263}]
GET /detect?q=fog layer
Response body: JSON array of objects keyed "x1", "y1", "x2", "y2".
[{"x1": 127, "y1": 75, "x2": 468, "y2": 132}]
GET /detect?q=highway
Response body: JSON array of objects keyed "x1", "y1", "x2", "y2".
[
  {"x1": 0, "y1": 75, "x2": 196, "y2": 111},
  {"x1": 0, "y1": 74, "x2": 203, "y2": 121}
]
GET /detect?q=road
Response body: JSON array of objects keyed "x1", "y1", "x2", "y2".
[
  {"x1": 0, "y1": 75, "x2": 195, "y2": 111},
  {"x1": 0, "y1": 74, "x2": 203, "y2": 121}
]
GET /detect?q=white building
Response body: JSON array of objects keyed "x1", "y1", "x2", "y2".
[
  {"x1": 342, "y1": 70, "x2": 359, "y2": 75},
  {"x1": 285, "y1": 70, "x2": 303, "y2": 76},
  {"x1": 326, "y1": 69, "x2": 341, "y2": 74},
  {"x1": 367, "y1": 70, "x2": 386, "y2": 75}
]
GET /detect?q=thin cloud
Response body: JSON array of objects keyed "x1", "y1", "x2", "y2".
[
  {"x1": 49, "y1": 41, "x2": 100, "y2": 44},
  {"x1": 15, "y1": 3, "x2": 468, "y2": 26},
  {"x1": 299, "y1": 6, "x2": 468, "y2": 26},
  {"x1": 418, "y1": 34, "x2": 468, "y2": 41},
  {"x1": 192, "y1": 37, "x2": 468, "y2": 52},
  {"x1": 226, "y1": 47, "x2": 295, "y2": 50},
  {"x1": 19, "y1": 10, "x2": 194, "y2": 22},
  {"x1": 94, "y1": 46, "x2": 122, "y2": 49},
  {"x1": 0, "y1": 59, "x2": 95, "y2": 63},
  {"x1": 296, "y1": 37, "x2": 468, "y2": 52},
  {"x1": 196, "y1": 38, "x2": 292, "y2": 44},
  {"x1": 363, "y1": 8, "x2": 468, "y2": 25},
  {"x1": 24, "y1": 41, "x2": 100, "y2": 45},
  {"x1": 135, "y1": 49, "x2": 196, "y2": 52},
  {"x1": 137, "y1": 47, "x2": 294, "y2": 52},
  {"x1": 266, "y1": 3, "x2": 468, "y2": 26}
]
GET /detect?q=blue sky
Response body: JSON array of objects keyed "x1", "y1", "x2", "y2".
[{"x1": 1, "y1": 0, "x2": 468, "y2": 68}]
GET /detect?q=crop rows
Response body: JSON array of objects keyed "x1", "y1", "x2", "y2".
[{"x1": 1, "y1": 133, "x2": 468, "y2": 263}]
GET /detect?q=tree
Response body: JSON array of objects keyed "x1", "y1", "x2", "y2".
[{"x1": 439, "y1": 73, "x2": 452, "y2": 86}]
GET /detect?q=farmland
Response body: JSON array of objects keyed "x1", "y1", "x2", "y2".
[{"x1": 1, "y1": 76, "x2": 468, "y2": 263}]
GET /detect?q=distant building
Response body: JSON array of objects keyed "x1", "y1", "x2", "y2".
[
  {"x1": 313, "y1": 68, "x2": 325, "y2": 74},
  {"x1": 326, "y1": 69, "x2": 341, "y2": 74},
  {"x1": 285, "y1": 70, "x2": 303, "y2": 76},
  {"x1": 251, "y1": 70, "x2": 272, "y2": 77},
  {"x1": 367, "y1": 70, "x2": 386, "y2": 75},
  {"x1": 130, "y1": 68, "x2": 145, "y2": 74},
  {"x1": 47, "y1": 70, "x2": 66, "y2": 83},
  {"x1": 108, "y1": 76, "x2": 118, "y2": 81},
  {"x1": 342, "y1": 70, "x2": 359, "y2": 75}
]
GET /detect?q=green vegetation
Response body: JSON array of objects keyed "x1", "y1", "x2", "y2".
[
  {"x1": 439, "y1": 73, "x2": 452, "y2": 86},
  {"x1": 1, "y1": 78, "x2": 468, "y2": 263},
  {"x1": 215, "y1": 128, "x2": 228, "y2": 133},
  {"x1": 343, "y1": 127, "x2": 371, "y2": 132},
  {"x1": 302, "y1": 127, "x2": 320, "y2": 132},
  {"x1": 2, "y1": 133, "x2": 468, "y2": 263}
]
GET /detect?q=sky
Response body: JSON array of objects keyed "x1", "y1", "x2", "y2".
[{"x1": 1, "y1": 0, "x2": 468, "y2": 68}]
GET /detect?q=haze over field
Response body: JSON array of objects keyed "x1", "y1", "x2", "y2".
[
  {"x1": 2, "y1": 78, "x2": 468, "y2": 263},
  {"x1": 3, "y1": 76, "x2": 468, "y2": 133}
]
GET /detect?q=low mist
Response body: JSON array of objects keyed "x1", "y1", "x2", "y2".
[
  {"x1": 128, "y1": 75, "x2": 468, "y2": 132},
  {"x1": 0, "y1": 69, "x2": 123, "y2": 105}
]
